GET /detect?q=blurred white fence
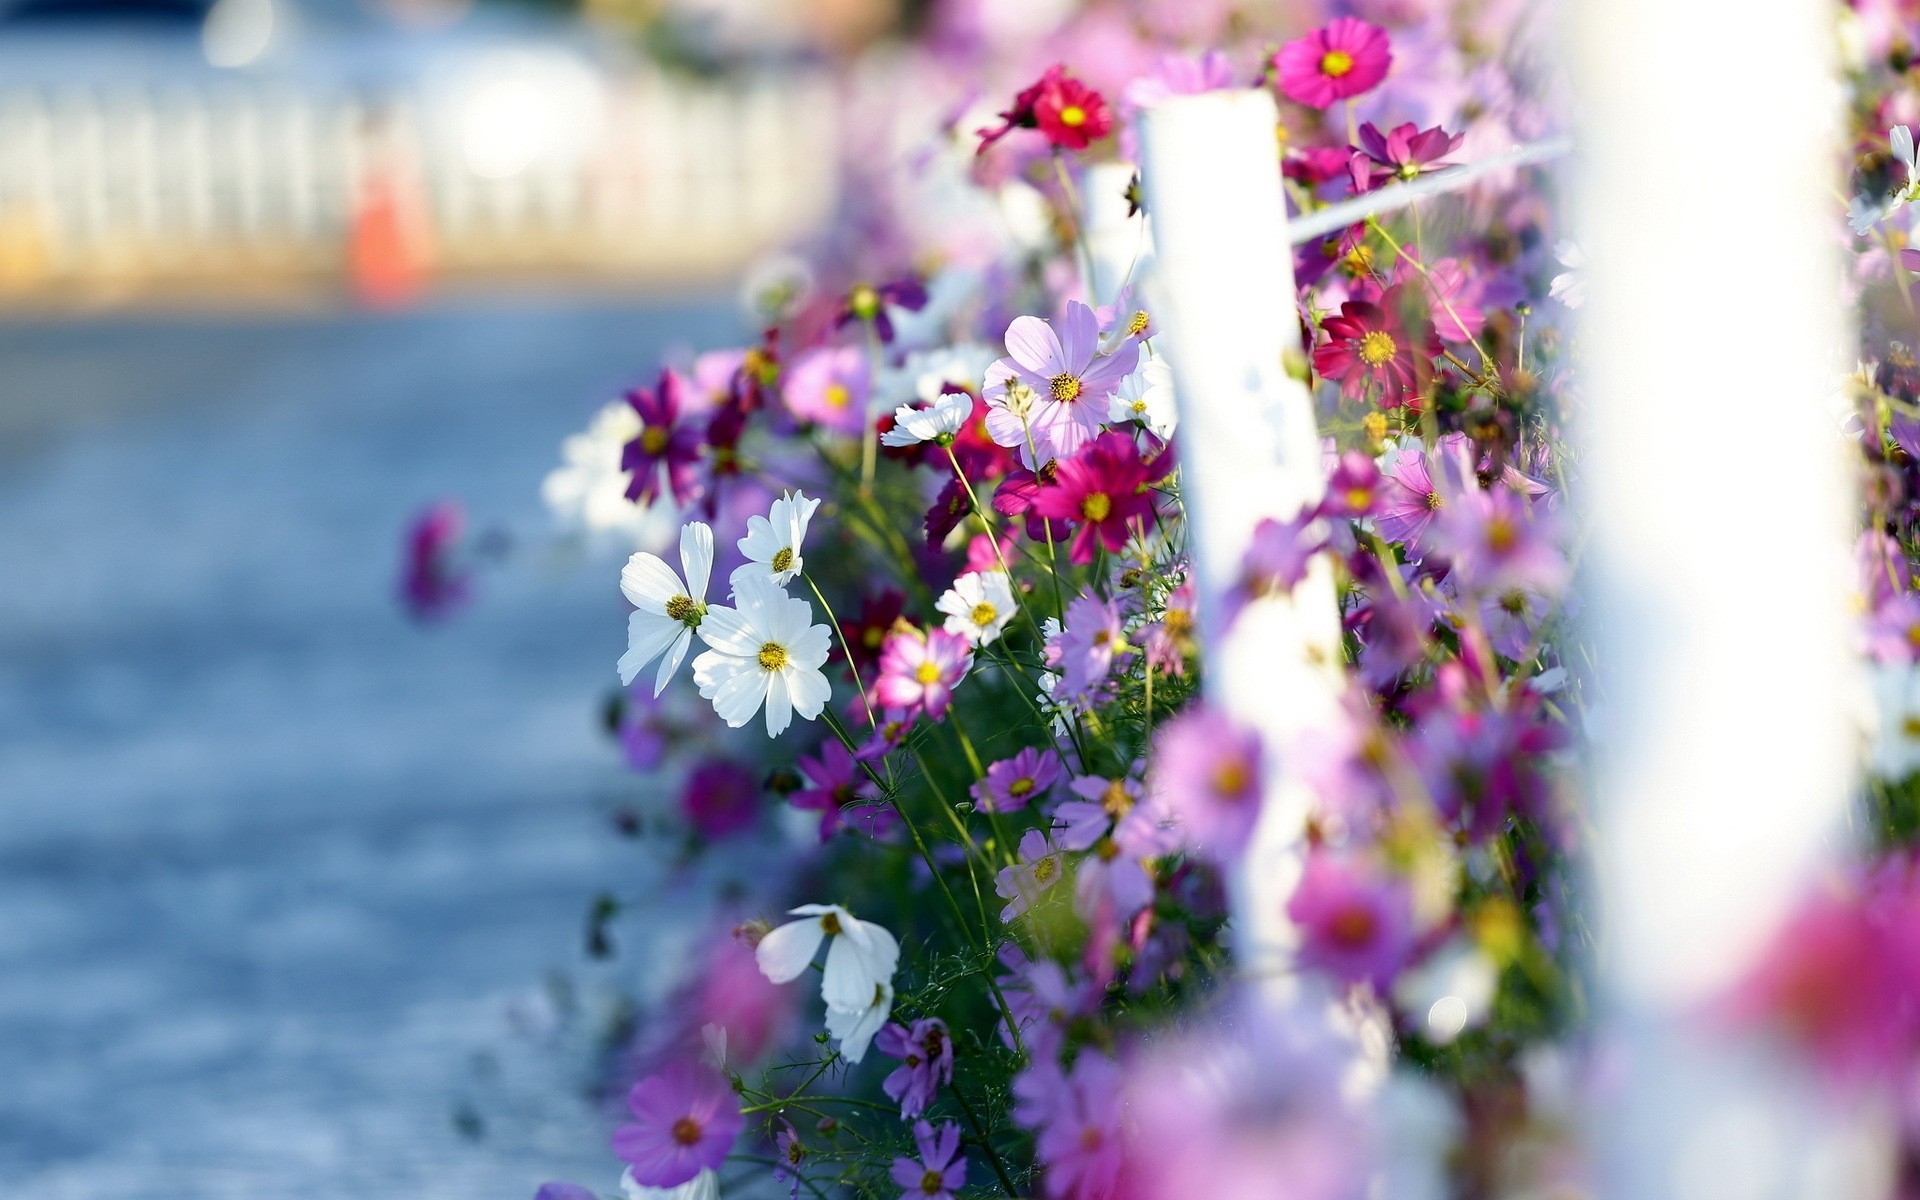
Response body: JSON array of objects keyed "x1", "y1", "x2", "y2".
[{"x1": 0, "y1": 71, "x2": 838, "y2": 304}]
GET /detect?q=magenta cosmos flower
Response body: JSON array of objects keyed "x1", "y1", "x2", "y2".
[
  {"x1": 985, "y1": 301, "x2": 1140, "y2": 468},
  {"x1": 622, "y1": 368, "x2": 704, "y2": 507},
  {"x1": 1029, "y1": 430, "x2": 1160, "y2": 564},
  {"x1": 1286, "y1": 852, "x2": 1415, "y2": 990},
  {"x1": 1350, "y1": 121, "x2": 1464, "y2": 191},
  {"x1": 874, "y1": 627, "x2": 973, "y2": 719},
  {"x1": 875, "y1": 1018, "x2": 953, "y2": 1119},
  {"x1": 399, "y1": 500, "x2": 470, "y2": 622},
  {"x1": 1273, "y1": 18, "x2": 1392, "y2": 109},
  {"x1": 1313, "y1": 284, "x2": 1429, "y2": 407},
  {"x1": 612, "y1": 1061, "x2": 745, "y2": 1187},
  {"x1": 972, "y1": 746, "x2": 1063, "y2": 812},
  {"x1": 1150, "y1": 705, "x2": 1264, "y2": 863},
  {"x1": 1376, "y1": 432, "x2": 1475, "y2": 550},
  {"x1": 678, "y1": 756, "x2": 759, "y2": 839},
  {"x1": 783, "y1": 345, "x2": 869, "y2": 435},
  {"x1": 1030, "y1": 1054, "x2": 1128, "y2": 1200},
  {"x1": 890, "y1": 1121, "x2": 967, "y2": 1200},
  {"x1": 835, "y1": 278, "x2": 928, "y2": 345},
  {"x1": 977, "y1": 65, "x2": 1111, "y2": 154},
  {"x1": 792, "y1": 739, "x2": 893, "y2": 840}
]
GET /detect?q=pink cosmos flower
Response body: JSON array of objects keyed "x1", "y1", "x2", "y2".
[
  {"x1": 1223, "y1": 512, "x2": 1328, "y2": 627},
  {"x1": 1349, "y1": 121, "x2": 1464, "y2": 191},
  {"x1": 1122, "y1": 50, "x2": 1235, "y2": 112},
  {"x1": 1150, "y1": 706, "x2": 1264, "y2": 863},
  {"x1": 782, "y1": 345, "x2": 869, "y2": 435},
  {"x1": 875, "y1": 1018, "x2": 953, "y2": 1119},
  {"x1": 1429, "y1": 482, "x2": 1568, "y2": 596},
  {"x1": 1286, "y1": 852, "x2": 1415, "y2": 990},
  {"x1": 874, "y1": 627, "x2": 973, "y2": 719},
  {"x1": 1054, "y1": 593, "x2": 1129, "y2": 705},
  {"x1": 978, "y1": 66, "x2": 1112, "y2": 154},
  {"x1": 1031, "y1": 1053, "x2": 1129, "y2": 1200},
  {"x1": 1312, "y1": 285, "x2": 1429, "y2": 407},
  {"x1": 1376, "y1": 432, "x2": 1475, "y2": 550},
  {"x1": 996, "y1": 828, "x2": 1067, "y2": 920},
  {"x1": 972, "y1": 746, "x2": 1063, "y2": 812},
  {"x1": 985, "y1": 301, "x2": 1140, "y2": 468},
  {"x1": 1866, "y1": 591, "x2": 1920, "y2": 663},
  {"x1": 612, "y1": 1061, "x2": 745, "y2": 1187},
  {"x1": 622, "y1": 368, "x2": 704, "y2": 507},
  {"x1": 890, "y1": 1121, "x2": 967, "y2": 1200},
  {"x1": 399, "y1": 500, "x2": 470, "y2": 621},
  {"x1": 1030, "y1": 431, "x2": 1159, "y2": 564},
  {"x1": 1479, "y1": 585, "x2": 1553, "y2": 660},
  {"x1": 1395, "y1": 253, "x2": 1524, "y2": 343},
  {"x1": 678, "y1": 757, "x2": 759, "y2": 838},
  {"x1": 792, "y1": 739, "x2": 894, "y2": 840},
  {"x1": 1141, "y1": 578, "x2": 1198, "y2": 677},
  {"x1": 1273, "y1": 18, "x2": 1392, "y2": 109},
  {"x1": 999, "y1": 944, "x2": 1095, "y2": 1056}
]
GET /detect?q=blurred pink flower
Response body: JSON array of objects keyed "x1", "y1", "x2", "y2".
[{"x1": 1273, "y1": 18, "x2": 1393, "y2": 109}]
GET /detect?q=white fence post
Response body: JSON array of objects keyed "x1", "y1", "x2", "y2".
[
  {"x1": 1138, "y1": 90, "x2": 1344, "y2": 990},
  {"x1": 1573, "y1": 0, "x2": 1873, "y2": 1193}
]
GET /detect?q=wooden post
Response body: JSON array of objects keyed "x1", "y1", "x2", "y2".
[
  {"x1": 1572, "y1": 0, "x2": 1868, "y2": 1192},
  {"x1": 1137, "y1": 90, "x2": 1343, "y2": 988}
]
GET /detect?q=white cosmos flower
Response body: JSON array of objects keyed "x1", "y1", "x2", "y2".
[
  {"x1": 617, "y1": 522, "x2": 714, "y2": 696},
  {"x1": 734, "y1": 490, "x2": 820, "y2": 589},
  {"x1": 691, "y1": 573, "x2": 832, "y2": 736},
  {"x1": 542, "y1": 401, "x2": 659, "y2": 543},
  {"x1": 622, "y1": 1166, "x2": 719, "y2": 1200},
  {"x1": 1872, "y1": 662, "x2": 1920, "y2": 780},
  {"x1": 754, "y1": 903, "x2": 900, "y2": 1062},
  {"x1": 1107, "y1": 357, "x2": 1178, "y2": 438},
  {"x1": 880, "y1": 389, "x2": 973, "y2": 447},
  {"x1": 824, "y1": 980, "x2": 894, "y2": 1064},
  {"x1": 877, "y1": 342, "x2": 996, "y2": 409},
  {"x1": 936, "y1": 570, "x2": 1016, "y2": 646}
]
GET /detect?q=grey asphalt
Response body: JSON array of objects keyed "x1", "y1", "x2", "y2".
[{"x1": 0, "y1": 295, "x2": 741, "y2": 1199}]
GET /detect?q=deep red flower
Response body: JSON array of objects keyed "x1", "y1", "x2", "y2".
[
  {"x1": 976, "y1": 65, "x2": 1112, "y2": 154},
  {"x1": 836, "y1": 588, "x2": 906, "y2": 677},
  {"x1": 1311, "y1": 284, "x2": 1431, "y2": 407},
  {"x1": 1029, "y1": 431, "x2": 1159, "y2": 564}
]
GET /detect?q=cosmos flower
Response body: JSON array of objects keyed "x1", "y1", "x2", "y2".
[
  {"x1": 972, "y1": 747, "x2": 1063, "y2": 813},
  {"x1": 837, "y1": 278, "x2": 930, "y2": 345},
  {"x1": 875, "y1": 1018, "x2": 954, "y2": 1119},
  {"x1": 874, "y1": 627, "x2": 974, "y2": 719},
  {"x1": 1053, "y1": 593, "x2": 1131, "y2": 704},
  {"x1": 783, "y1": 346, "x2": 869, "y2": 436},
  {"x1": 678, "y1": 756, "x2": 759, "y2": 839},
  {"x1": 1141, "y1": 579, "x2": 1198, "y2": 676},
  {"x1": 755, "y1": 903, "x2": 901, "y2": 1021},
  {"x1": 889, "y1": 1121, "x2": 968, "y2": 1200},
  {"x1": 936, "y1": 570, "x2": 1017, "y2": 646},
  {"x1": 996, "y1": 828, "x2": 1067, "y2": 920},
  {"x1": 1149, "y1": 706, "x2": 1265, "y2": 862},
  {"x1": 617, "y1": 1168, "x2": 719, "y2": 1200},
  {"x1": 399, "y1": 500, "x2": 471, "y2": 622},
  {"x1": 618, "y1": 522, "x2": 714, "y2": 696},
  {"x1": 1223, "y1": 512, "x2": 1328, "y2": 626},
  {"x1": 1871, "y1": 662, "x2": 1920, "y2": 780},
  {"x1": 1350, "y1": 121, "x2": 1465, "y2": 191},
  {"x1": 622, "y1": 369, "x2": 704, "y2": 508},
  {"x1": 1429, "y1": 482, "x2": 1568, "y2": 596},
  {"x1": 1273, "y1": 18, "x2": 1392, "y2": 109},
  {"x1": 1029, "y1": 431, "x2": 1161, "y2": 564},
  {"x1": 1030, "y1": 1053, "x2": 1128, "y2": 1200},
  {"x1": 734, "y1": 491, "x2": 821, "y2": 591},
  {"x1": 542, "y1": 399, "x2": 655, "y2": 543},
  {"x1": 611, "y1": 1061, "x2": 744, "y2": 1188},
  {"x1": 1376, "y1": 433, "x2": 1475, "y2": 550},
  {"x1": 1107, "y1": 356, "x2": 1179, "y2": 438},
  {"x1": 1287, "y1": 852, "x2": 1416, "y2": 989},
  {"x1": 791, "y1": 739, "x2": 890, "y2": 839},
  {"x1": 1123, "y1": 49, "x2": 1236, "y2": 112},
  {"x1": 1312, "y1": 286, "x2": 1429, "y2": 407},
  {"x1": 691, "y1": 573, "x2": 832, "y2": 737},
  {"x1": 985, "y1": 302, "x2": 1140, "y2": 468},
  {"x1": 1318, "y1": 449, "x2": 1384, "y2": 520},
  {"x1": 881, "y1": 390, "x2": 974, "y2": 447},
  {"x1": 772, "y1": 1120, "x2": 807, "y2": 1199},
  {"x1": 825, "y1": 978, "x2": 896, "y2": 1064},
  {"x1": 977, "y1": 65, "x2": 1112, "y2": 154}
]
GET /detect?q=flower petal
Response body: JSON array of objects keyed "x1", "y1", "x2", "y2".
[
  {"x1": 1003, "y1": 315, "x2": 1064, "y2": 375},
  {"x1": 680, "y1": 522, "x2": 714, "y2": 601},
  {"x1": 754, "y1": 916, "x2": 826, "y2": 983},
  {"x1": 621, "y1": 552, "x2": 686, "y2": 611},
  {"x1": 620, "y1": 612, "x2": 685, "y2": 685}
]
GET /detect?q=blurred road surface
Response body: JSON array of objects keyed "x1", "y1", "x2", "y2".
[{"x1": 0, "y1": 295, "x2": 737, "y2": 1198}]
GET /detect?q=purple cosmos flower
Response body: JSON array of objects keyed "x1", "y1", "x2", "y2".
[
  {"x1": 996, "y1": 828, "x2": 1067, "y2": 920},
  {"x1": 874, "y1": 627, "x2": 973, "y2": 719},
  {"x1": 1286, "y1": 852, "x2": 1415, "y2": 990},
  {"x1": 855, "y1": 708, "x2": 917, "y2": 761},
  {"x1": 1406, "y1": 703, "x2": 1556, "y2": 840},
  {"x1": 678, "y1": 757, "x2": 760, "y2": 839},
  {"x1": 997, "y1": 942, "x2": 1093, "y2": 1055},
  {"x1": 533, "y1": 1184, "x2": 597, "y2": 1200},
  {"x1": 984, "y1": 301, "x2": 1140, "y2": 468},
  {"x1": 972, "y1": 746, "x2": 1063, "y2": 812},
  {"x1": 773, "y1": 1119, "x2": 807, "y2": 1200},
  {"x1": 1030, "y1": 1054, "x2": 1127, "y2": 1200},
  {"x1": 1054, "y1": 594, "x2": 1129, "y2": 705},
  {"x1": 1867, "y1": 591, "x2": 1920, "y2": 663},
  {"x1": 612, "y1": 1060, "x2": 745, "y2": 1188},
  {"x1": 1318, "y1": 449, "x2": 1384, "y2": 520},
  {"x1": 792, "y1": 739, "x2": 894, "y2": 839},
  {"x1": 1860, "y1": 530, "x2": 1913, "y2": 608},
  {"x1": 1376, "y1": 432, "x2": 1474, "y2": 550},
  {"x1": 1122, "y1": 49, "x2": 1235, "y2": 112},
  {"x1": 783, "y1": 345, "x2": 869, "y2": 435},
  {"x1": 622, "y1": 369, "x2": 704, "y2": 507},
  {"x1": 837, "y1": 278, "x2": 929, "y2": 345},
  {"x1": 1141, "y1": 578, "x2": 1198, "y2": 677},
  {"x1": 1223, "y1": 512, "x2": 1328, "y2": 627},
  {"x1": 1349, "y1": 121, "x2": 1464, "y2": 191},
  {"x1": 875, "y1": 1017, "x2": 954, "y2": 1118},
  {"x1": 399, "y1": 499, "x2": 471, "y2": 621},
  {"x1": 1429, "y1": 482, "x2": 1567, "y2": 597},
  {"x1": 1479, "y1": 585, "x2": 1553, "y2": 660},
  {"x1": 890, "y1": 1121, "x2": 967, "y2": 1200},
  {"x1": 1150, "y1": 706, "x2": 1264, "y2": 863},
  {"x1": 1053, "y1": 775, "x2": 1169, "y2": 920}
]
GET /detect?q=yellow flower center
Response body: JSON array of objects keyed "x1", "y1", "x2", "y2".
[
  {"x1": 1485, "y1": 516, "x2": 1518, "y2": 554},
  {"x1": 825, "y1": 382, "x2": 851, "y2": 409},
  {"x1": 641, "y1": 426, "x2": 669, "y2": 455},
  {"x1": 759, "y1": 642, "x2": 790, "y2": 671},
  {"x1": 915, "y1": 660, "x2": 943, "y2": 684},
  {"x1": 1009, "y1": 777, "x2": 1035, "y2": 797},
  {"x1": 819, "y1": 911, "x2": 843, "y2": 935},
  {"x1": 1102, "y1": 779, "x2": 1133, "y2": 818},
  {"x1": 1130, "y1": 399, "x2": 1149, "y2": 415},
  {"x1": 1357, "y1": 330, "x2": 1398, "y2": 367},
  {"x1": 1080, "y1": 492, "x2": 1112, "y2": 522},
  {"x1": 665, "y1": 595, "x2": 702, "y2": 626},
  {"x1": 1425, "y1": 490, "x2": 1444, "y2": 512},
  {"x1": 1213, "y1": 757, "x2": 1251, "y2": 799},
  {"x1": 1905, "y1": 715, "x2": 1920, "y2": 738},
  {"x1": 1329, "y1": 905, "x2": 1377, "y2": 946},
  {"x1": 1058, "y1": 105, "x2": 1087, "y2": 127},
  {"x1": 921, "y1": 1169, "x2": 946, "y2": 1195},
  {"x1": 672, "y1": 1116, "x2": 703, "y2": 1146},
  {"x1": 1342, "y1": 244, "x2": 1375, "y2": 278},
  {"x1": 1049, "y1": 373, "x2": 1083, "y2": 402},
  {"x1": 772, "y1": 547, "x2": 795, "y2": 573},
  {"x1": 1500, "y1": 589, "x2": 1527, "y2": 616},
  {"x1": 1127, "y1": 310, "x2": 1151, "y2": 336},
  {"x1": 1033, "y1": 856, "x2": 1058, "y2": 884},
  {"x1": 1907, "y1": 622, "x2": 1920, "y2": 649},
  {"x1": 970, "y1": 601, "x2": 999, "y2": 626},
  {"x1": 1346, "y1": 486, "x2": 1373, "y2": 510},
  {"x1": 849, "y1": 284, "x2": 880, "y2": 320},
  {"x1": 1320, "y1": 49, "x2": 1355, "y2": 77}
]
